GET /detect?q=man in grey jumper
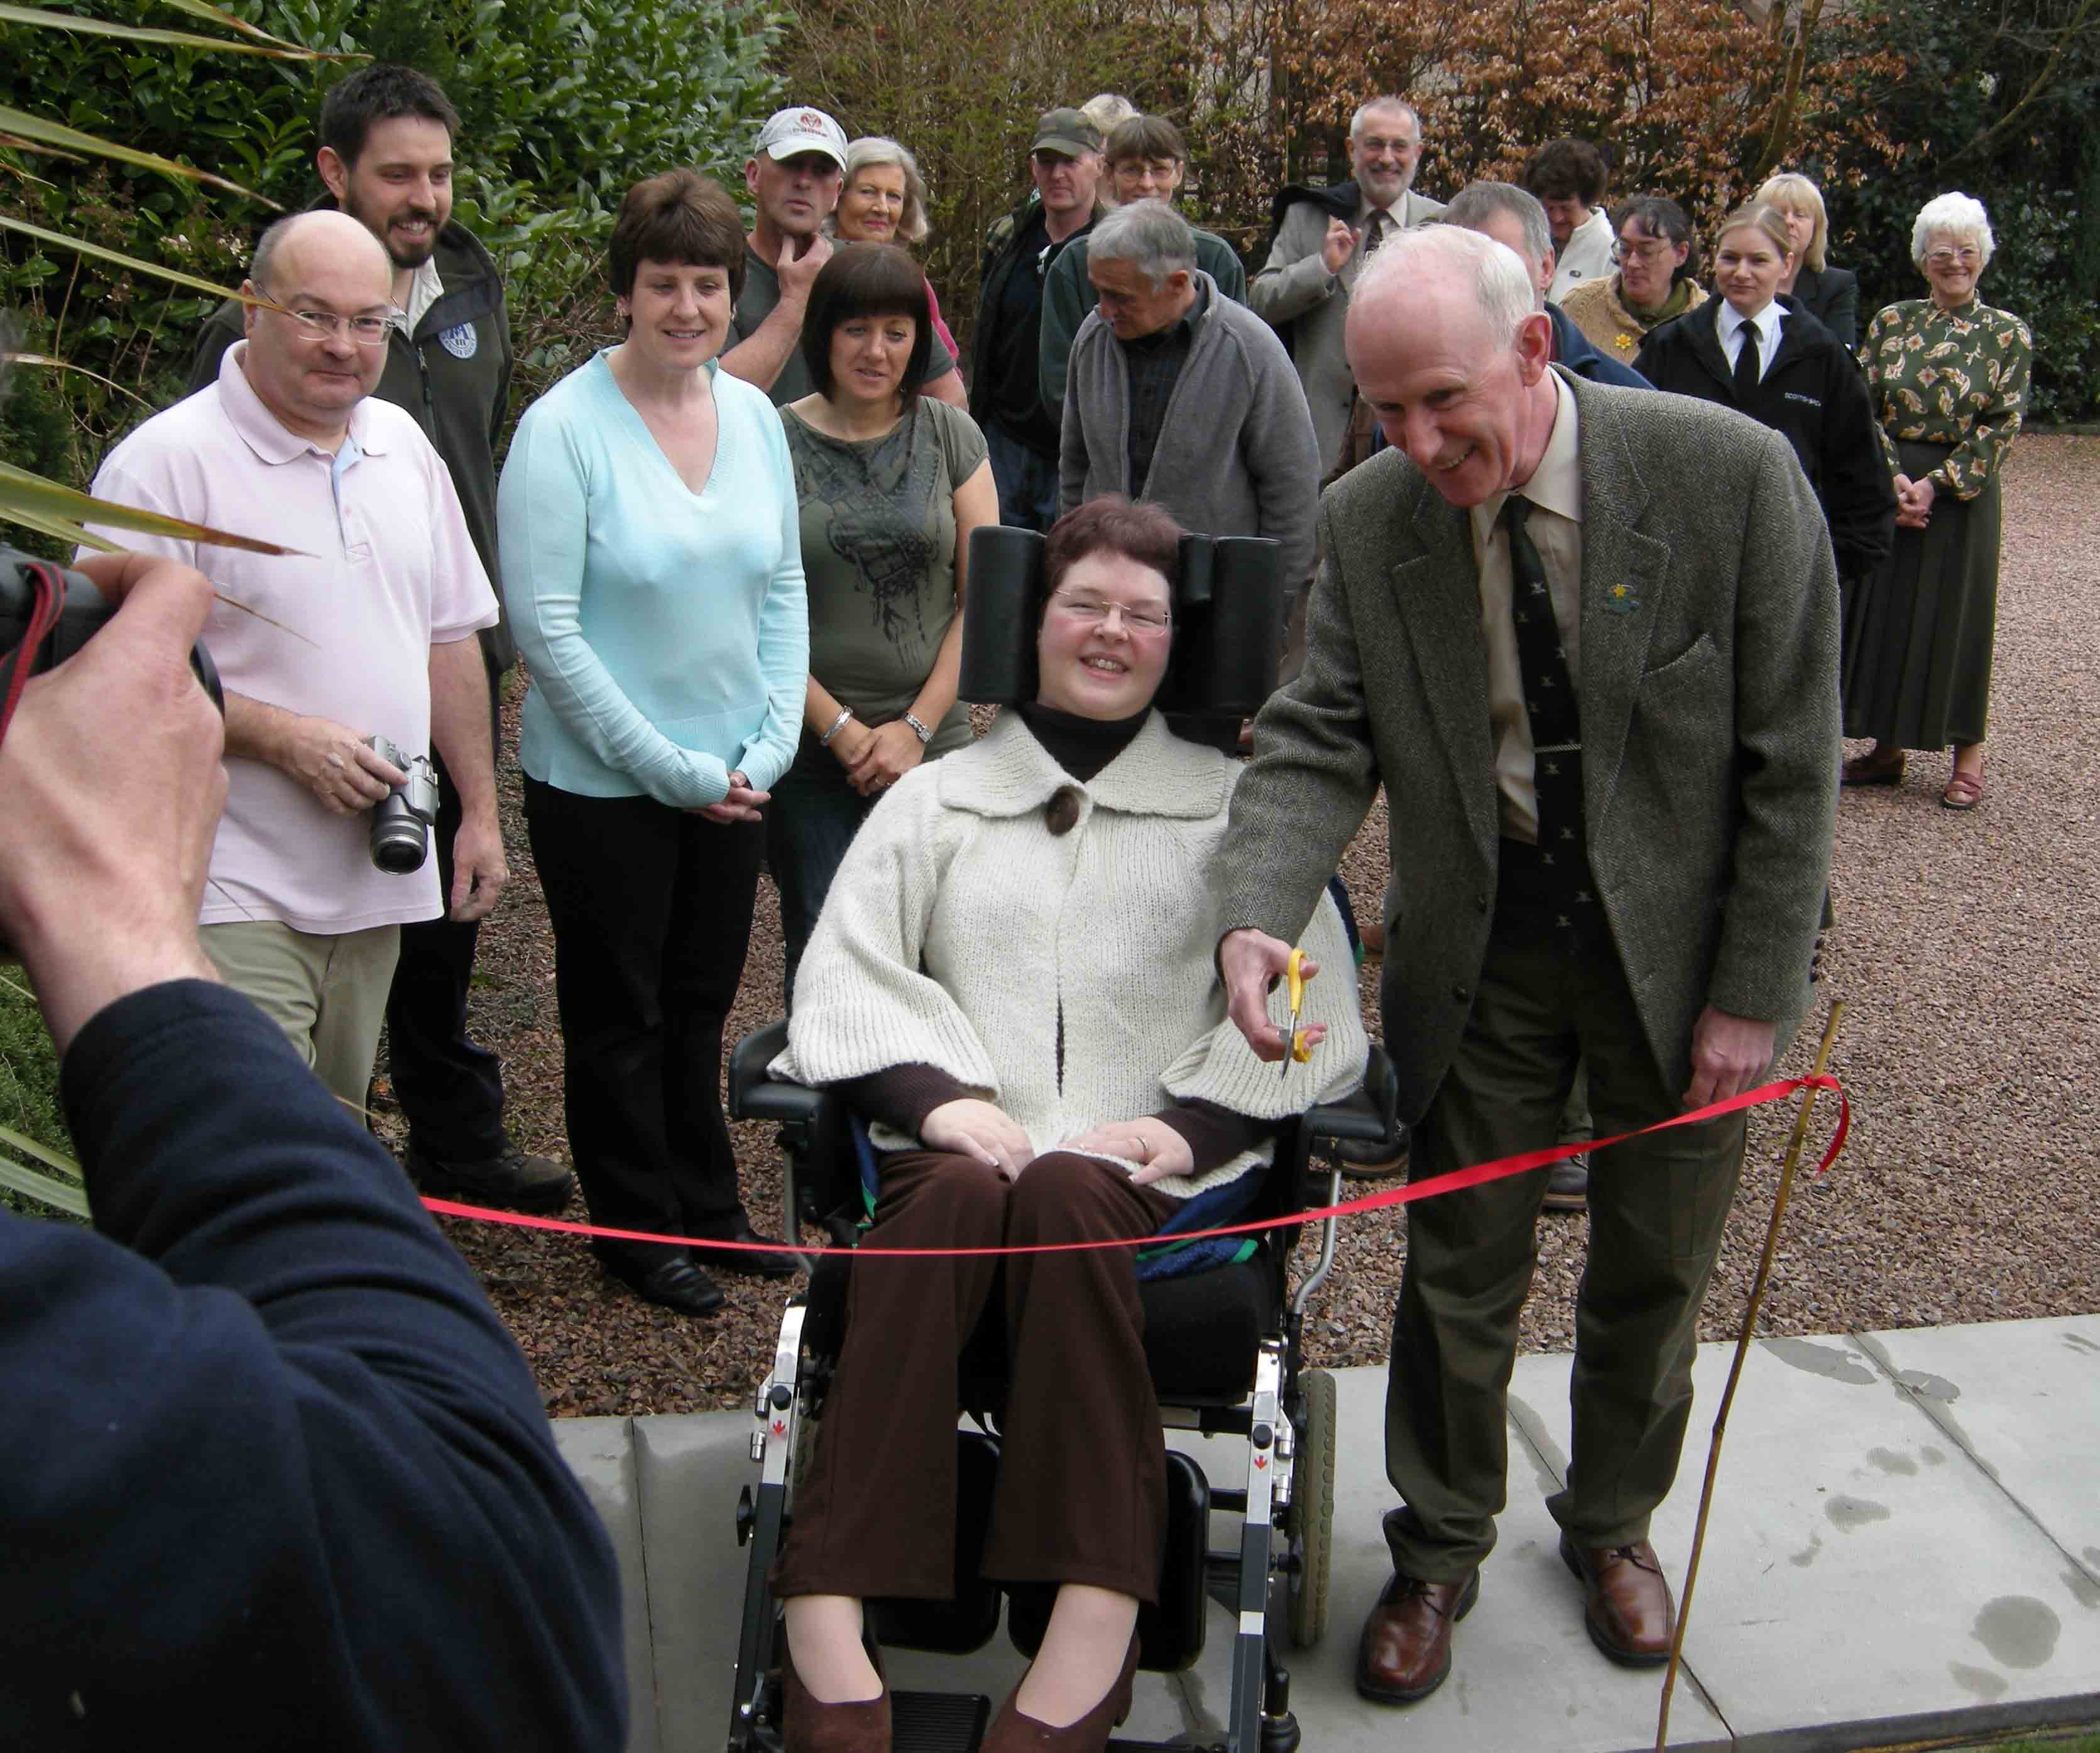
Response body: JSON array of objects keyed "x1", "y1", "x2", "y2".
[{"x1": 1060, "y1": 200, "x2": 1320, "y2": 591}]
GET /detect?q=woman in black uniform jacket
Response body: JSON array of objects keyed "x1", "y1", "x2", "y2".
[{"x1": 1635, "y1": 202, "x2": 1895, "y2": 586}]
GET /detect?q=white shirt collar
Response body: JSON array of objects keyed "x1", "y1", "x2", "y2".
[{"x1": 1718, "y1": 298, "x2": 1783, "y2": 352}]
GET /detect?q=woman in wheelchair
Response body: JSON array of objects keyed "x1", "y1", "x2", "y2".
[{"x1": 768, "y1": 496, "x2": 1364, "y2": 1753}]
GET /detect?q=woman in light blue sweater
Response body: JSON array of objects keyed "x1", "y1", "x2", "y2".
[{"x1": 499, "y1": 170, "x2": 809, "y2": 1317}]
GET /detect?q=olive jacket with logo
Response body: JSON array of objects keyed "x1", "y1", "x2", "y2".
[{"x1": 188, "y1": 210, "x2": 517, "y2": 675}]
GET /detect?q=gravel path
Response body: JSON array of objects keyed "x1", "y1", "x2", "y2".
[{"x1": 396, "y1": 436, "x2": 2100, "y2": 1418}]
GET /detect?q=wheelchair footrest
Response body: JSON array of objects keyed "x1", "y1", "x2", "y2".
[{"x1": 891, "y1": 1690, "x2": 991, "y2": 1753}]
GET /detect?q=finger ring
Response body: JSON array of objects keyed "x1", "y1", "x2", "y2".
[{"x1": 326, "y1": 753, "x2": 344, "y2": 770}]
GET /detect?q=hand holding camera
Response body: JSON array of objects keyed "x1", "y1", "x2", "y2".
[{"x1": 0, "y1": 549, "x2": 226, "y2": 1048}]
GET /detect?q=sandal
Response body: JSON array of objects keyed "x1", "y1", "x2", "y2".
[
  {"x1": 1841, "y1": 746, "x2": 1905, "y2": 787},
  {"x1": 1941, "y1": 765, "x2": 1984, "y2": 811}
]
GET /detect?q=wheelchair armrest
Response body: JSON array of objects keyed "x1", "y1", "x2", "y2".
[
  {"x1": 1302, "y1": 1044, "x2": 1399, "y2": 1147},
  {"x1": 727, "y1": 1019, "x2": 831, "y2": 1129}
]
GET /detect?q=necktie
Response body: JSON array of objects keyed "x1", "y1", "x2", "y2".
[
  {"x1": 1364, "y1": 210, "x2": 1391, "y2": 258},
  {"x1": 1732, "y1": 319, "x2": 1761, "y2": 400},
  {"x1": 1503, "y1": 496, "x2": 1592, "y2": 925}
]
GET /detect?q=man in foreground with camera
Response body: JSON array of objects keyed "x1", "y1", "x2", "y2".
[
  {"x1": 84, "y1": 209, "x2": 503, "y2": 1112},
  {"x1": 0, "y1": 544, "x2": 624, "y2": 1747}
]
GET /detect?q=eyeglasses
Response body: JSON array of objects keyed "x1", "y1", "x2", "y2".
[
  {"x1": 1049, "y1": 589, "x2": 1171, "y2": 634},
  {"x1": 260, "y1": 290, "x2": 396, "y2": 347},
  {"x1": 1925, "y1": 246, "x2": 1981, "y2": 267},
  {"x1": 1610, "y1": 237, "x2": 1676, "y2": 265}
]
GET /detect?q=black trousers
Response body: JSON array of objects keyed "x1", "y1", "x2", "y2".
[
  {"x1": 384, "y1": 670, "x2": 506, "y2": 1160},
  {"x1": 522, "y1": 778, "x2": 763, "y2": 1265}
]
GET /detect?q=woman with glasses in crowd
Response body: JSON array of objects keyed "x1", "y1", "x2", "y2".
[
  {"x1": 770, "y1": 243, "x2": 996, "y2": 1002},
  {"x1": 497, "y1": 169, "x2": 808, "y2": 1318},
  {"x1": 1843, "y1": 193, "x2": 2031, "y2": 811},
  {"x1": 1755, "y1": 171, "x2": 1859, "y2": 349},
  {"x1": 1634, "y1": 202, "x2": 1894, "y2": 587},
  {"x1": 829, "y1": 136, "x2": 960, "y2": 361},
  {"x1": 768, "y1": 496, "x2": 1362, "y2": 1753},
  {"x1": 1559, "y1": 195, "x2": 1707, "y2": 363}
]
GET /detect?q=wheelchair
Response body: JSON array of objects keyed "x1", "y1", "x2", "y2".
[{"x1": 719, "y1": 525, "x2": 1403, "y2": 1753}]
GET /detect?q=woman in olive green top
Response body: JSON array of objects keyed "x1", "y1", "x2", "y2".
[
  {"x1": 1844, "y1": 193, "x2": 2032, "y2": 811},
  {"x1": 770, "y1": 243, "x2": 999, "y2": 997}
]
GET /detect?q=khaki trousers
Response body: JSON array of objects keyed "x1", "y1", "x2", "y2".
[
  {"x1": 1382, "y1": 849, "x2": 1747, "y2": 1582},
  {"x1": 201, "y1": 920, "x2": 400, "y2": 1115}
]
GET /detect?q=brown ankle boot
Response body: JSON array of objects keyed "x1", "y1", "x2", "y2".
[
  {"x1": 981, "y1": 1631, "x2": 1140, "y2": 1753},
  {"x1": 782, "y1": 1654, "x2": 890, "y2": 1753}
]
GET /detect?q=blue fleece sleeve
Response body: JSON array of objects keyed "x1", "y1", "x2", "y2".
[{"x1": 0, "y1": 980, "x2": 625, "y2": 1750}]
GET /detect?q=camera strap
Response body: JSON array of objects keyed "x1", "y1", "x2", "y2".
[{"x1": 0, "y1": 559, "x2": 67, "y2": 751}]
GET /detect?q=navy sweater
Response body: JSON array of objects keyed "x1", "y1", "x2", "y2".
[{"x1": 0, "y1": 980, "x2": 625, "y2": 1750}]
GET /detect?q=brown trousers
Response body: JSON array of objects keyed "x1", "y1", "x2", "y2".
[{"x1": 773, "y1": 1150, "x2": 1178, "y2": 1605}]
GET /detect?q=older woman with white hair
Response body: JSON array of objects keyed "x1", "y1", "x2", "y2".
[
  {"x1": 832, "y1": 136, "x2": 959, "y2": 359},
  {"x1": 1754, "y1": 172, "x2": 1858, "y2": 349},
  {"x1": 1844, "y1": 192, "x2": 2032, "y2": 810}
]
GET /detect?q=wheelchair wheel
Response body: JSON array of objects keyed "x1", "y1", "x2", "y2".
[{"x1": 1286, "y1": 1366, "x2": 1337, "y2": 1649}]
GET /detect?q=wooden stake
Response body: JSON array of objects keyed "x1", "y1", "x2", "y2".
[{"x1": 1654, "y1": 1000, "x2": 1846, "y2": 1752}]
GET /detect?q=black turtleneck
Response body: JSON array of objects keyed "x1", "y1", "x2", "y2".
[{"x1": 1017, "y1": 699, "x2": 1149, "y2": 782}]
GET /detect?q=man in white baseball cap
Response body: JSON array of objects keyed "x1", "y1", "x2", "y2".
[{"x1": 722, "y1": 104, "x2": 964, "y2": 407}]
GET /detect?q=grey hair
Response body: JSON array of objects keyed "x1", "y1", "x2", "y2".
[
  {"x1": 1088, "y1": 198, "x2": 1196, "y2": 288},
  {"x1": 1349, "y1": 96, "x2": 1421, "y2": 141},
  {"x1": 841, "y1": 136, "x2": 931, "y2": 244},
  {"x1": 1358, "y1": 223, "x2": 1537, "y2": 351},
  {"x1": 1911, "y1": 192, "x2": 1994, "y2": 269},
  {"x1": 1080, "y1": 93, "x2": 1139, "y2": 136},
  {"x1": 1442, "y1": 182, "x2": 1553, "y2": 300}
]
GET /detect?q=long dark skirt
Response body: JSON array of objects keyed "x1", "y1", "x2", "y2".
[{"x1": 1842, "y1": 439, "x2": 2002, "y2": 750}]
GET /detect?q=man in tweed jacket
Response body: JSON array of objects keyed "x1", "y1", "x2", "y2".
[{"x1": 1216, "y1": 227, "x2": 1839, "y2": 1703}]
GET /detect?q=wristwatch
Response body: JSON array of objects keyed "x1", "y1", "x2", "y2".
[{"x1": 902, "y1": 712, "x2": 934, "y2": 745}]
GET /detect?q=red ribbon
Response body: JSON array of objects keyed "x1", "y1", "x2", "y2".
[{"x1": 423, "y1": 1074, "x2": 1847, "y2": 1259}]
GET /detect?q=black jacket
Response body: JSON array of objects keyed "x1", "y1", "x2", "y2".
[
  {"x1": 1790, "y1": 263, "x2": 1860, "y2": 352},
  {"x1": 189, "y1": 212, "x2": 517, "y2": 674},
  {"x1": 1635, "y1": 296, "x2": 1895, "y2": 579},
  {"x1": 970, "y1": 195, "x2": 1096, "y2": 452},
  {"x1": 0, "y1": 981, "x2": 624, "y2": 1750}
]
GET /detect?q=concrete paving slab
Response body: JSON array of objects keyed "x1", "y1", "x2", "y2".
[
  {"x1": 633, "y1": 1411, "x2": 767, "y2": 1753},
  {"x1": 1304, "y1": 1365, "x2": 1731, "y2": 1753},
  {"x1": 1856, "y1": 1316, "x2": 2100, "y2": 1595},
  {"x1": 1507, "y1": 1332, "x2": 2100, "y2": 1750},
  {"x1": 552, "y1": 1416, "x2": 658, "y2": 1753},
  {"x1": 554, "y1": 1318, "x2": 2100, "y2": 1752}
]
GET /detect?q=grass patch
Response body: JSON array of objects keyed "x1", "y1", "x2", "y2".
[{"x1": 0, "y1": 971, "x2": 80, "y2": 1222}]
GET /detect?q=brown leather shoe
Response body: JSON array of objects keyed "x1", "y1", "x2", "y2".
[
  {"x1": 782, "y1": 1654, "x2": 890, "y2": 1753},
  {"x1": 1560, "y1": 1533, "x2": 1675, "y2": 1666},
  {"x1": 1355, "y1": 1570, "x2": 1479, "y2": 1703},
  {"x1": 980, "y1": 1631, "x2": 1139, "y2": 1753}
]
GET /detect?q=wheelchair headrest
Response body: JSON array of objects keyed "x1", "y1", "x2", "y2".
[{"x1": 959, "y1": 523, "x2": 1286, "y2": 717}]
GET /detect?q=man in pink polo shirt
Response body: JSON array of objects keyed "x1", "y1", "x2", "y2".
[{"x1": 84, "y1": 210, "x2": 503, "y2": 1109}]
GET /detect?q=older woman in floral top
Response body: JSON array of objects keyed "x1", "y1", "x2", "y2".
[{"x1": 1843, "y1": 192, "x2": 2032, "y2": 810}]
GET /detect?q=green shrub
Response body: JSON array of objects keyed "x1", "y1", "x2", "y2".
[
  {"x1": 0, "y1": 975, "x2": 74, "y2": 1222},
  {"x1": 0, "y1": 0, "x2": 785, "y2": 486}
]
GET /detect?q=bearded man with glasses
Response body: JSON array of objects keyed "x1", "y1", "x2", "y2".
[{"x1": 83, "y1": 210, "x2": 505, "y2": 1113}]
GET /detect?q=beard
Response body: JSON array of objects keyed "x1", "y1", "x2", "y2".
[{"x1": 344, "y1": 189, "x2": 442, "y2": 270}]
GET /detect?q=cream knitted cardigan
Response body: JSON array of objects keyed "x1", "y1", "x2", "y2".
[{"x1": 774, "y1": 709, "x2": 1367, "y2": 1201}]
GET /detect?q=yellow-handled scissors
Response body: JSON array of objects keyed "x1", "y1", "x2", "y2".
[{"x1": 1278, "y1": 947, "x2": 1313, "y2": 1078}]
